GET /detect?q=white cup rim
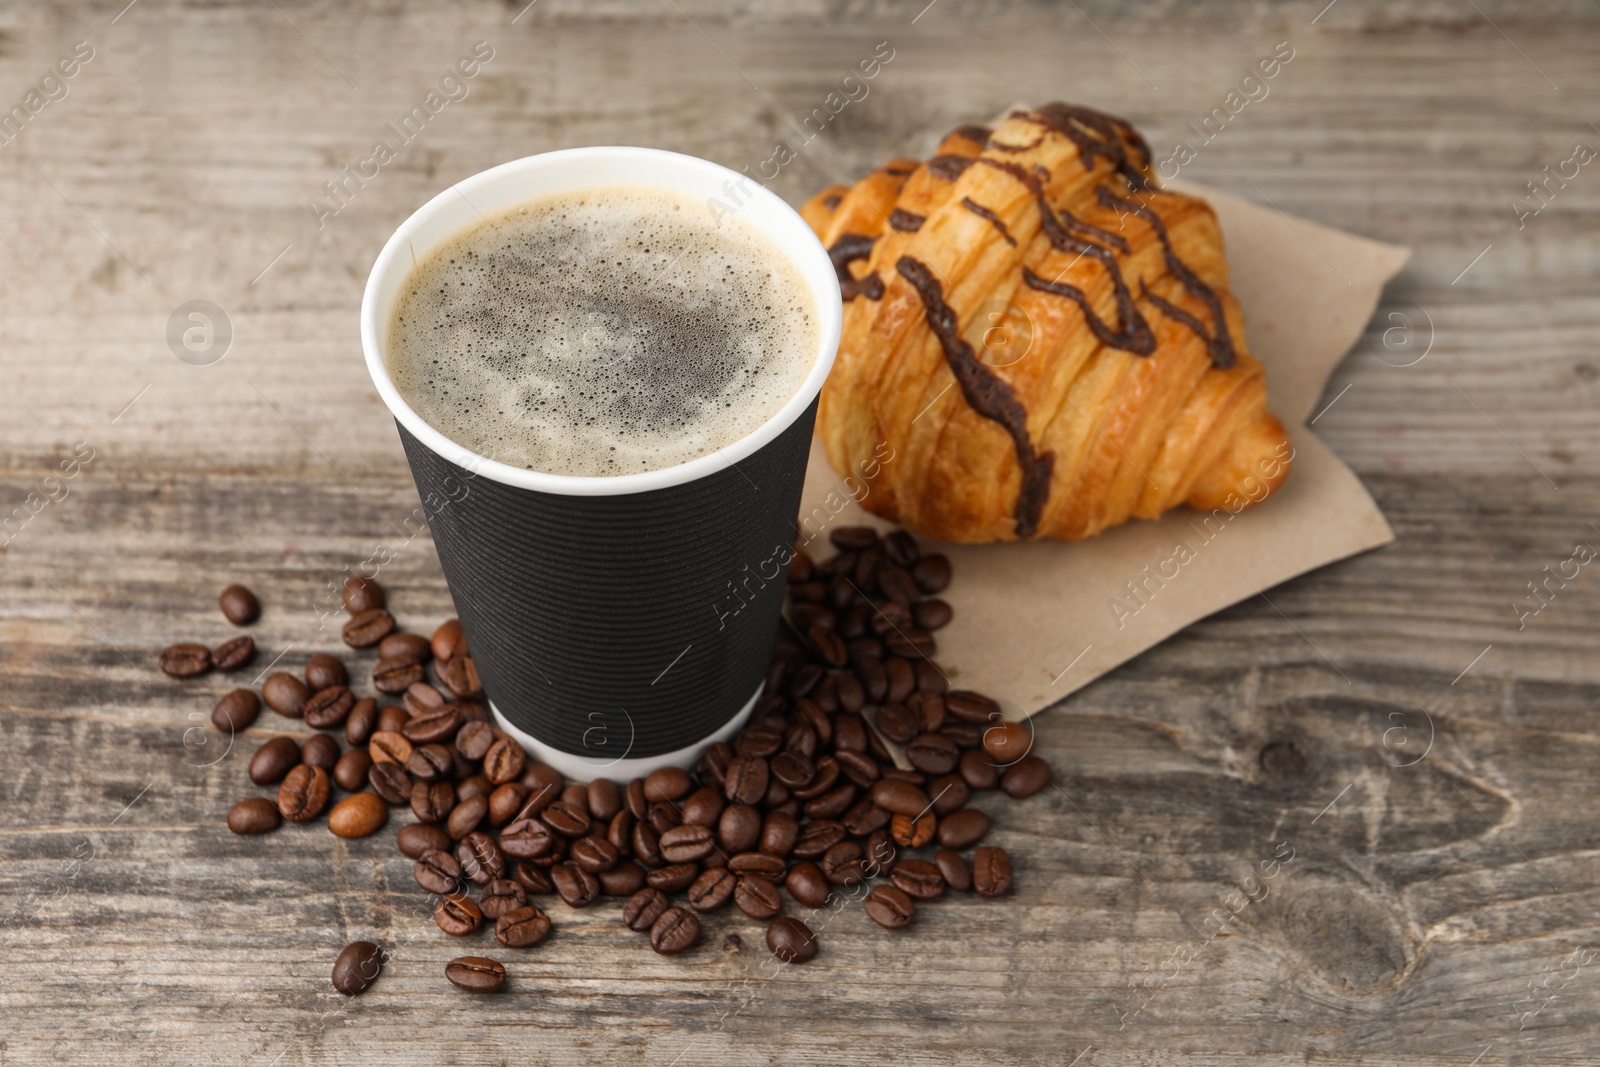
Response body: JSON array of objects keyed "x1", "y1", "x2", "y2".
[{"x1": 359, "y1": 146, "x2": 843, "y2": 497}]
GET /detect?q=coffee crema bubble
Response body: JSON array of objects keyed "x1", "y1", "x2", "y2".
[{"x1": 386, "y1": 186, "x2": 818, "y2": 477}]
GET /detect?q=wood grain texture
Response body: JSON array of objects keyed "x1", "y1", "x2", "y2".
[{"x1": 2, "y1": 1, "x2": 1598, "y2": 1063}]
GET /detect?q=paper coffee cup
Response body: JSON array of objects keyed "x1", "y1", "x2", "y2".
[{"x1": 360, "y1": 147, "x2": 842, "y2": 779}]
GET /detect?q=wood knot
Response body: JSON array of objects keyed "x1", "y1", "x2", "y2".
[{"x1": 1258, "y1": 739, "x2": 1313, "y2": 781}]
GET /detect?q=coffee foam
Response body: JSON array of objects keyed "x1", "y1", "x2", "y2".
[{"x1": 386, "y1": 185, "x2": 818, "y2": 477}]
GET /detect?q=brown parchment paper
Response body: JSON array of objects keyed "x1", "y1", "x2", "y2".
[{"x1": 795, "y1": 180, "x2": 1410, "y2": 719}]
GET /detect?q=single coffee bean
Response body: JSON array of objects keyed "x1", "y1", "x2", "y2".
[
  {"x1": 935, "y1": 848, "x2": 972, "y2": 891},
  {"x1": 431, "y1": 617, "x2": 467, "y2": 661},
  {"x1": 217, "y1": 584, "x2": 261, "y2": 626},
  {"x1": 211, "y1": 689, "x2": 260, "y2": 734},
  {"x1": 262, "y1": 672, "x2": 311, "y2": 718},
  {"x1": 808, "y1": 626, "x2": 849, "y2": 668},
  {"x1": 877, "y1": 565, "x2": 922, "y2": 608},
  {"x1": 405, "y1": 743, "x2": 452, "y2": 782},
  {"x1": 606, "y1": 809, "x2": 636, "y2": 855},
  {"x1": 908, "y1": 691, "x2": 947, "y2": 733},
  {"x1": 821, "y1": 841, "x2": 865, "y2": 887},
  {"x1": 403, "y1": 705, "x2": 465, "y2": 746},
  {"x1": 247, "y1": 736, "x2": 299, "y2": 785},
  {"x1": 973, "y1": 845, "x2": 1012, "y2": 897},
  {"x1": 912, "y1": 597, "x2": 953, "y2": 631},
  {"x1": 500, "y1": 817, "x2": 556, "y2": 860},
  {"x1": 687, "y1": 866, "x2": 737, "y2": 912},
  {"x1": 1001, "y1": 755, "x2": 1054, "y2": 799},
  {"x1": 411, "y1": 780, "x2": 456, "y2": 824},
  {"x1": 873, "y1": 703, "x2": 919, "y2": 745},
  {"x1": 791, "y1": 756, "x2": 840, "y2": 801},
  {"x1": 453, "y1": 720, "x2": 495, "y2": 761},
  {"x1": 697, "y1": 744, "x2": 733, "y2": 789},
  {"x1": 891, "y1": 858, "x2": 946, "y2": 900},
  {"x1": 928, "y1": 773, "x2": 970, "y2": 815},
  {"x1": 585, "y1": 778, "x2": 622, "y2": 821},
  {"x1": 842, "y1": 797, "x2": 891, "y2": 837},
  {"x1": 835, "y1": 749, "x2": 881, "y2": 788},
  {"x1": 434, "y1": 892, "x2": 483, "y2": 936},
  {"x1": 227, "y1": 797, "x2": 280, "y2": 835},
  {"x1": 442, "y1": 655, "x2": 482, "y2": 699},
  {"x1": 551, "y1": 862, "x2": 601, "y2": 907},
  {"x1": 891, "y1": 812, "x2": 937, "y2": 849},
  {"x1": 680, "y1": 786, "x2": 725, "y2": 828},
  {"x1": 946, "y1": 690, "x2": 1001, "y2": 725},
  {"x1": 717, "y1": 803, "x2": 761, "y2": 854},
  {"x1": 864, "y1": 828, "x2": 898, "y2": 876},
  {"x1": 734, "y1": 875, "x2": 782, "y2": 920},
  {"x1": 448, "y1": 772, "x2": 485, "y2": 804},
  {"x1": 625, "y1": 887, "x2": 671, "y2": 931},
  {"x1": 483, "y1": 737, "x2": 526, "y2": 785},
  {"x1": 769, "y1": 751, "x2": 815, "y2": 792},
  {"x1": 444, "y1": 955, "x2": 505, "y2": 993},
  {"x1": 632, "y1": 823, "x2": 663, "y2": 867},
  {"x1": 340, "y1": 575, "x2": 385, "y2": 613},
  {"x1": 414, "y1": 848, "x2": 463, "y2": 894},
  {"x1": 541, "y1": 800, "x2": 592, "y2": 839},
  {"x1": 457, "y1": 831, "x2": 506, "y2": 885},
  {"x1": 368, "y1": 761, "x2": 412, "y2": 805},
  {"x1": 727, "y1": 852, "x2": 785, "y2": 878},
  {"x1": 341, "y1": 698, "x2": 375, "y2": 746},
  {"x1": 906, "y1": 732, "x2": 960, "y2": 775},
  {"x1": 559, "y1": 782, "x2": 590, "y2": 813},
  {"x1": 301, "y1": 733, "x2": 340, "y2": 773},
  {"x1": 644, "y1": 766, "x2": 693, "y2": 803},
  {"x1": 938, "y1": 808, "x2": 990, "y2": 849},
  {"x1": 659, "y1": 824, "x2": 716, "y2": 865},
  {"x1": 379, "y1": 631, "x2": 431, "y2": 662},
  {"x1": 447, "y1": 795, "x2": 488, "y2": 840},
  {"x1": 514, "y1": 863, "x2": 556, "y2": 895},
  {"x1": 304, "y1": 653, "x2": 348, "y2": 691},
  {"x1": 486, "y1": 782, "x2": 527, "y2": 827},
  {"x1": 885, "y1": 629, "x2": 936, "y2": 659},
  {"x1": 864, "y1": 884, "x2": 916, "y2": 929},
  {"x1": 649, "y1": 906, "x2": 701, "y2": 955},
  {"x1": 159, "y1": 642, "x2": 212, "y2": 678},
  {"x1": 759, "y1": 811, "x2": 799, "y2": 857},
  {"x1": 880, "y1": 657, "x2": 914, "y2": 705},
  {"x1": 766, "y1": 916, "x2": 818, "y2": 963},
  {"x1": 328, "y1": 792, "x2": 388, "y2": 838},
  {"x1": 375, "y1": 704, "x2": 410, "y2": 733},
  {"x1": 403, "y1": 682, "x2": 446, "y2": 717},
  {"x1": 495, "y1": 904, "x2": 551, "y2": 948},
  {"x1": 854, "y1": 656, "x2": 888, "y2": 703},
  {"x1": 373, "y1": 655, "x2": 425, "y2": 695},
  {"x1": 783, "y1": 721, "x2": 818, "y2": 761},
  {"x1": 870, "y1": 778, "x2": 931, "y2": 817},
  {"x1": 331, "y1": 940, "x2": 383, "y2": 995},
  {"x1": 303, "y1": 686, "x2": 355, "y2": 729},
  {"x1": 958, "y1": 748, "x2": 1001, "y2": 791},
  {"x1": 791, "y1": 820, "x2": 846, "y2": 859},
  {"x1": 646, "y1": 862, "x2": 700, "y2": 893},
  {"x1": 832, "y1": 714, "x2": 868, "y2": 755},
  {"x1": 829, "y1": 525, "x2": 878, "y2": 552},
  {"x1": 834, "y1": 673, "x2": 866, "y2": 714},
  {"x1": 397, "y1": 822, "x2": 450, "y2": 859},
  {"x1": 333, "y1": 747, "x2": 373, "y2": 792},
  {"x1": 802, "y1": 783, "x2": 857, "y2": 820},
  {"x1": 910, "y1": 552, "x2": 951, "y2": 593},
  {"x1": 342, "y1": 608, "x2": 396, "y2": 649},
  {"x1": 570, "y1": 835, "x2": 621, "y2": 874},
  {"x1": 599, "y1": 860, "x2": 647, "y2": 897},
  {"x1": 212, "y1": 635, "x2": 256, "y2": 672},
  {"x1": 478, "y1": 877, "x2": 528, "y2": 920},
  {"x1": 278, "y1": 764, "x2": 331, "y2": 823}
]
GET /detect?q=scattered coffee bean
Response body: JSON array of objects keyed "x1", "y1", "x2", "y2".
[
  {"x1": 397, "y1": 823, "x2": 451, "y2": 860},
  {"x1": 687, "y1": 867, "x2": 737, "y2": 913},
  {"x1": 911, "y1": 553, "x2": 951, "y2": 593},
  {"x1": 368, "y1": 761, "x2": 412, "y2": 805},
  {"x1": 734, "y1": 875, "x2": 782, "y2": 920},
  {"x1": 304, "y1": 653, "x2": 348, "y2": 691},
  {"x1": 262, "y1": 672, "x2": 310, "y2": 718},
  {"x1": 445, "y1": 955, "x2": 505, "y2": 993},
  {"x1": 766, "y1": 916, "x2": 818, "y2": 963},
  {"x1": 434, "y1": 892, "x2": 483, "y2": 936},
  {"x1": 1000, "y1": 755, "x2": 1053, "y2": 799},
  {"x1": 442, "y1": 655, "x2": 482, "y2": 698},
  {"x1": 447, "y1": 795, "x2": 488, "y2": 840},
  {"x1": 431, "y1": 618, "x2": 467, "y2": 661},
  {"x1": 869, "y1": 778, "x2": 931, "y2": 817},
  {"x1": 342, "y1": 608, "x2": 395, "y2": 649},
  {"x1": 341, "y1": 576, "x2": 385, "y2": 614},
  {"x1": 331, "y1": 940, "x2": 383, "y2": 995},
  {"x1": 415, "y1": 849, "x2": 463, "y2": 894},
  {"x1": 379, "y1": 632, "x2": 431, "y2": 662},
  {"x1": 864, "y1": 884, "x2": 916, "y2": 929},
  {"x1": 552, "y1": 862, "x2": 601, "y2": 907},
  {"x1": 937, "y1": 808, "x2": 990, "y2": 849},
  {"x1": 478, "y1": 877, "x2": 528, "y2": 920},
  {"x1": 218, "y1": 585, "x2": 261, "y2": 626},
  {"x1": 278, "y1": 764, "x2": 330, "y2": 823},
  {"x1": 248, "y1": 736, "x2": 301, "y2": 786},
  {"x1": 599, "y1": 860, "x2": 647, "y2": 897},
  {"x1": 303, "y1": 686, "x2": 355, "y2": 729},
  {"x1": 495, "y1": 905, "x2": 551, "y2": 948},
  {"x1": 649, "y1": 906, "x2": 700, "y2": 955},
  {"x1": 211, "y1": 689, "x2": 260, "y2": 734},
  {"x1": 328, "y1": 792, "x2": 387, "y2": 838},
  {"x1": 159, "y1": 642, "x2": 212, "y2": 678},
  {"x1": 890, "y1": 858, "x2": 945, "y2": 900},
  {"x1": 973, "y1": 845, "x2": 1012, "y2": 897},
  {"x1": 483, "y1": 737, "x2": 526, "y2": 784},
  {"x1": 212, "y1": 635, "x2": 256, "y2": 672},
  {"x1": 373, "y1": 655, "x2": 425, "y2": 695},
  {"x1": 411, "y1": 780, "x2": 455, "y2": 824},
  {"x1": 301, "y1": 733, "x2": 340, "y2": 773},
  {"x1": 227, "y1": 797, "x2": 280, "y2": 835},
  {"x1": 333, "y1": 747, "x2": 373, "y2": 792},
  {"x1": 367, "y1": 730, "x2": 413, "y2": 765}
]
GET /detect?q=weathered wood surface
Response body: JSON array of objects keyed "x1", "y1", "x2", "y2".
[{"x1": 2, "y1": 1, "x2": 1599, "y2": 1063}]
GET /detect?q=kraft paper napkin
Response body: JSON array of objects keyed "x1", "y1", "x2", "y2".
[{"x1": 794, "y1": 179, "x2": 1409, "y2": 719}]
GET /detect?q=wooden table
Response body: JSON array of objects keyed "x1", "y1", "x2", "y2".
[{"x1": 2, "y1": 1, "x2": 1596, "y2": 1062}]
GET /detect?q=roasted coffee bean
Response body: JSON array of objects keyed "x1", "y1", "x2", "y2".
[
  {"x1": 585, "y1": 778, "x2": 622, "y2": 821},
  {"x1": 802, "y1": 783, "x2": 856, "y2": 820},
  {"x1": 907, "y1": 691, "x2": 947, "y2": 734},
  {"x1": 457, "y1": 831, "x2": 505, "y2": 885},
  {"x1": 442, "y1": 655, "x2": 482, "y2": 699},
  {"x1": 624, "y1": 887, "x2": 671, "y2": 931},
  {"x1": 659, "y1": 823, "x2": 717, "y2": 865},
  {"x1": 495, "y1": 905, "x2": 551, "y2": 948},
  {"x1": 722, "y1": 755, "x2": 768, "y2": 806},
  {"x1": 864, "y1": 828, "x2": 897, "y2": 876},
  {"x1": 341, "y1": 576, "x2": 385, "y2": 614},
  {"x1": 211, "y1": 689, "x2": 260, "y2": 734},
  {"x1": 788, "y1": 663, "x2": 824, "y2": 700},
  {"x1": 302, "y1": 653, "x2": 347, "y2": 691},
  {"x1": 376, "y1": 704, "x2": 410, "y2": 734},
  {"x1": 811, "y1": 674, "x2": 841, "y2": 713},
  {"x1": 447, "y1": 795, "x2": 488, "y2": 840},
  {"x1": 370, "y1": 731, "x2": 416, "y2": 768},
  {"x1": 373, "y1": 655, "x2": 425, "y2": 695},
  {"x1": 829, "y1": 525, "x2": 878, "y2": 552},
  {"x1": 342, "y1": 608, "x2": 396, "y2": 649},
  {"x1": 910, "y1": 552, "x2": 951, "y2": 593},
  {"x1": 456, "y1": 774, "x2": 492, "y2": 804},
  {"x1": 910, "y1": 596, "x2": 952, "y2": 631},
  {"x1": 599, "y1": 860, "x2": 647, "y2": 896},
  {"x1": 946, "y1": 689, "x2": 1001, "y2": 725},
  {"x1": 877, "y1": 528, "x2": 916, "y2": 567},
  {"x1": 398, "y1": 823, "x2": 451, "y2": 860},
  {"x1": 769, "y1": 751, "x2": 815, "y2": 792},
  {"x1": 328, "y1": 792, "x2": 388, "y2": 838},
  {"x1": 215, "y1": 584, "x2": 261, "y2": 626},
  {"x1": 783, "y1": 721, "x2": 818, "y2": 762},
  {"x1": 514, "y1": 863, "x2": 556, "y2": 895},
  {"x1": 792, "y1": 820, "x2": 846, "y2": 859},
  {"x1": 445, "y1": 955, "x2": 505, "y2": 993},
  {"x1": 906, "y1": 732, "x2": 960, "y2": 775},
  {"x1": 790, "y1": 602, "x2": 834, "y2": 634},
  {"x1": 488, "y1": 783, "x2": 528, "y2": 827},
  {"x1": 212, "y1": 635, "x2": 256, "y2": 672},
  {"x1": 278, "y1": 765, "x2": 330, "y2": 823},
  {"x1": 606, "y1": 809, "x2": 635, "y2": 855},
  {"x1": 227, "y1": 797, "x2": 280, "y2": 835},
  {"x1": 301, "y1": 733, "x2": 340, "y2": 773},
  {"x1": 687, "y1": 866, "x2": 737, "y2": 913},
  {"x1": 159, "y1": 642, "x2": 212, "y2": 678},
  {"x1": 430, "y1": 617, "x2": 466, "y2": 661},
  {"x1": 571, "y1": 835, "x2": 621, "y2": 874},
  {"x1": 877, "y1": 565, "x2": 922, "y2": 608},
  {"x1": 559, "y1": 782, "x2": 590, "y2": 813},
  {"x1": 478, "y1": 877, "x2": 527, "y2": 920},
  {"x1": 866, "y1": 726, "x2": 894, "y2": 766},
  {"x1": 406, "y1": 743, "x2": 454, "y2": 782},
  {"x1": 541, "y1": 800, "x2": 592, "y2": 839},
  {"x1": 411, "y1": 780, "x2": 455, "y2": 824},
  {"x1": 342, "y1": 698, "x2": 376, "y2": 746},
  {"x1": 937, "y1": 808, "x2": 990, "y2": 849},
  {"x1": 331, "y1": 940, "x2": 382, "y2": 995},
  {"x1": 483, "y1": 737, "x2": 526, "y2": 784},
  {"x1": 821, "y1": 841, "x2": 865, "y2": 887},
  {"x1": 885, "y1": 629, "x2": 936, "y2": 659},
  {"x1": 402, "y1": 704, "x2": 463, "y2": 745},
  {"x1": 927, "y1": 774, "x2": 971, "y2": 815},
  {"x1": 973, "y1": 845, "x2": 1012, "y2": 897},
  {"x1": 872, "y1": 703, "x2": 918, "y2": 745},
  {"x1": 842, "y1": 797, "x2": 890, "y2": 837},
  {"x1": 759, "y1": 811, "x2": 799, "y2": 857},
  {"x1": 674, "y1": 786, "x2": 720, "y2": 829},
  {"x1": 303, "y1": 685, "x2": 355, "y2": 729},
  {"x1": 958, "y1": 749, "x2": 1001, "y2": 791},
  {"x1": 644, "y1": 766, "x2": 693, "y2": 804},
  {"x1": 632, "y1": 823, "x2": 663, "y2": 868},
  {"x1": 766, "y1": 916, "x2": 818, "y2": 963},
  {"x1": 646, "y1": 862, "x2": 700, "y2": 893},
  {"x1": 1001, "y1": 755, "x2": 1054, "y2": 799},
  {"x1": 784, "y1": 861, "x2": 831, "y2": 908},
  {"x1": 714, "y1": 803, "x2": 760, "y2": 854},
  {"x1": 826, "y1": 573, "x2": 856, "y2": 611},
  {"x1": 934, "y1": 848, "x2": 972, "y2": 892},
  {"x1": 515, "y1": 768, "x2": 562, "y2": 814},
  {"x1": 649, "y1": 906, "x2": 700, "y2": 955},
  {"x1": 733, "y1": 874, "x2": 782, "y2": 920},
  {"x1": 454, "y1": 719, "x2": 495, "y2": 760},
  {"x1": 891, "y1": 812, "x2": 936, "y2": 849},
  {"x1": 854, "y1": 549, "x2": 884, "y2": 594},
  {"x1": 836, "y1": 749, "x2": 880, "y2": 789},
  {"x1": 262, "y1": 672, "x2": 310, "y2": 717},
  {"x1": 735, "y1": 724, "x2": 783, "y2": 759},
  {"x1": 891, "y1": 858, "x2": 946, "y2": 900},
  {"x1": 914, "y1": 659, "x2": 947, "y2": 695},
  {"x1": 434, "y1": 892, "x2": 483, "y2": 936},
  {"x1": 864, "y1": 884, "x2": 916, "y2": 929},
  {"x1": 791, "y1": 756, "x2": 840, "y2": 801},
  {"x1": 499, "y1": 817, "x2": 555, "y2": 859},
  {"x1": 807, "y1": 625, "x2": 849, "y2": 667},
  {"x1": 869, "y1": 779, "x2": 930, "y2": 817},
  {"x1": 552, "y1": 862, "x2": 601, "y2": 907},
  {"x1": 374, "y1": 631, "x2": 428, "y2": 662},
  {"x1": 368, "y1": 761, "x2": 412, "y2": 805},
  {"x1": 883, "y1": 657, "x2": 916, "y2": 705},
  {"x1": 850, "y1": 656, "x2": 887, "y2": 704},
  {"x1": 403, "y1": 683, "x2": 446, "y2": 717}
]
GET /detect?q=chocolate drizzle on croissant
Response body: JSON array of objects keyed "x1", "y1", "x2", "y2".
[{"x1": 827, "y1": 233, "x2": 885, "y2": 302}]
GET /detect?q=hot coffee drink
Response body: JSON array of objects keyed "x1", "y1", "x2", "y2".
[{"x1": 386, "y1": 185, "x2": 818, "y2": 476}]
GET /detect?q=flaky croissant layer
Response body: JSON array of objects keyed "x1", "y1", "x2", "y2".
[{"x1": 800, "y1": 103, "x2": 1292, "y2": 543}]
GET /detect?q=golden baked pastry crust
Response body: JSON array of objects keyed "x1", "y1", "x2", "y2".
[{"x1": 802, "y1": 104, "x2": 1292, "y2": 543}]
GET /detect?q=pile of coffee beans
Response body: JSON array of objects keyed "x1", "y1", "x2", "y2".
[{"x1": 161, "y1": 524, "x2": 1052, "y2": 996}]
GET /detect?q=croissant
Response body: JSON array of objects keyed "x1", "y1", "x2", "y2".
[{"x1": 799, "y1": 103, "x2": 1292, "y2": 543}]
